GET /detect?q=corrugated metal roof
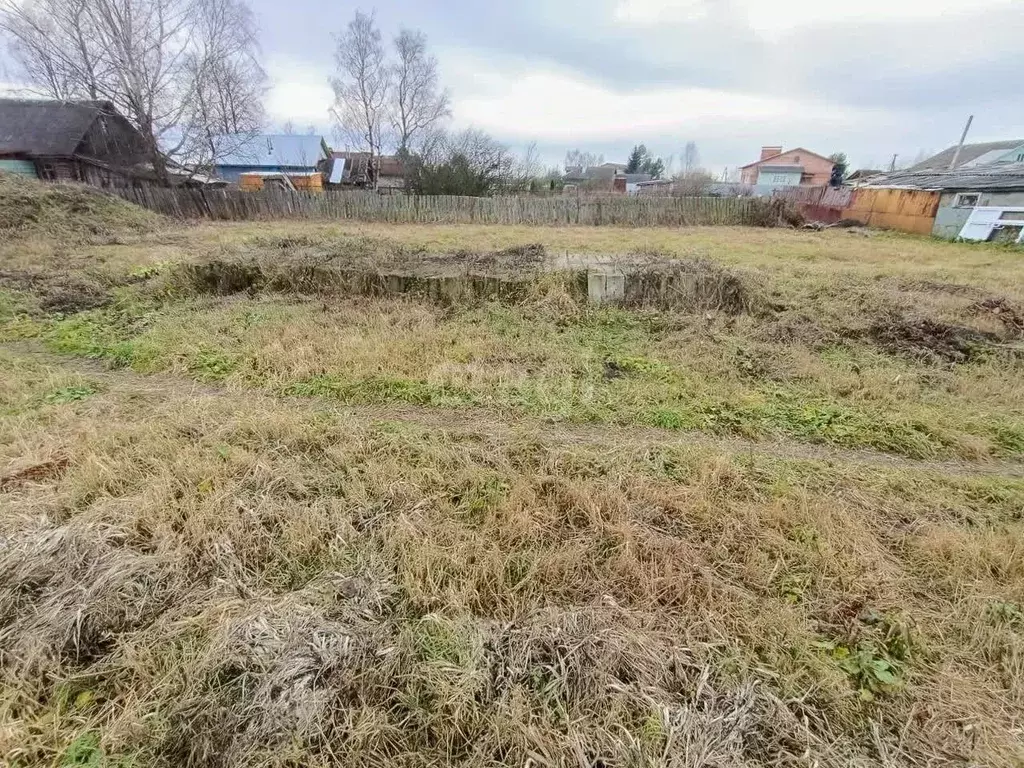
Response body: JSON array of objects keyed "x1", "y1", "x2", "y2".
[
  {"x1": 214, "y1": 134, "x2": 326, "y2": 168},
  {"x1": 862, "y1": 162, "x2": 1024, "y2": 191},
  {"x1": 908, "y1": 140, "x2": 1024, "y2": 171}
]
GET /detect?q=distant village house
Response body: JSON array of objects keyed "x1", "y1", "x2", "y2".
[
  {"x1": 212, "y1": 133, "x2": 329, "y2": 184},
  {"x1": 326, "y1": 152, "x2": 405, "y2": 191},
  {"x1": 0, "y1": 98, "x2": 150, "y2": 187},
  {"x1": 739, "y1": 146, "x2": 834, "y2": 188}
]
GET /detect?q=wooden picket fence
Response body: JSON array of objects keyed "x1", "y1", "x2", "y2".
[{"x1": 115, "y1": 187, "x2": 785, "y2": 228}]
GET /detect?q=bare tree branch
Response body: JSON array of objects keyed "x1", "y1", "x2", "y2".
[
  {"x1": 329, "y1": 9, "x2": 388, "y2": 189},
  {"x1": 0, "y1": 0, "x2": 266, "y2": 179},
  {"x1": 390, "y1": 27, "x2": 448, "y2": 155}
]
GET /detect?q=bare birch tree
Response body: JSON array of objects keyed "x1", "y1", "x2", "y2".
[
  {"x1": 330, "y1": 10, "x2": 388, "y2": 188},
  {"x1": 683, "y1": 141, "x2": 699, "y2": 174},
  {"x1": 564, "y1": 149, "x2": 604, "y2": 171},
  {"x1": 390, "y1": 27, "x2": 448, "y2": 154},
  {"x1": 186, "y1": 0, "x2": 267, "y2": 165},
  {"x1": 0, "y1": 0, "x2": 266, "y2": 178}
]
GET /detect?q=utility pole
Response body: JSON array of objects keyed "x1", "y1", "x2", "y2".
[
  {"x1": 889, "y1": 154, "x2": 898, "y2": 172},
  {"x1": 948, "y1": 115, "x2": 974, "y2": 170}
]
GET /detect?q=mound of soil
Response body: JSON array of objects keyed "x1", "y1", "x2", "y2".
[
  {"x1": 622, "y1": 258, "x2": 759, "y2": 314},
  {"x1": 972, "y1": 296, "x2": 1024, "y2": 336},
  {"x1": 0, "y1": 268, "x2": 110, "y2": 313},
  {"x1": 867, "y1": 313, "x2": 998, "y2": 364},
  {"x1": 0, "y1": 172, "x2": 162, "y2": 239}
]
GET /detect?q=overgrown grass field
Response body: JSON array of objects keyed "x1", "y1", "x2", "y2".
[{"x1": 1, "y1": 180, "x2": 1023, "y2": 766}]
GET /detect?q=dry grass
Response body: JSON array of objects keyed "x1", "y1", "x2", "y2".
[
  {"x1": 2, "y1": 214, "x2": 1023, "y2": 766},
  {"x1": 0, "y1": 173, "x2": 163, "y2": 241},
  {"x1": 1, "y1": 349, "x2": 1023, "y2": 767}
]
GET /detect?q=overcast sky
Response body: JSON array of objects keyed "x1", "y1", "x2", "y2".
[
  {"x1": 256, "y1": 0, "x2": 1023, "y2": 173},
  {"x1": 7, "y1": 0, "x2": 1023, "y2": 173}
]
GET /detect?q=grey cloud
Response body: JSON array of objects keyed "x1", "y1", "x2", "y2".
[
  {"x1": 765, "y1": 7, "x2": 1024, "y2": 110},
  {"x1": 247, "y1": 0, "x2": 1022, "y2": 168}
]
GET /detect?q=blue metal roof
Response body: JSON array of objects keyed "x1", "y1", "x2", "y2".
[{"x1": 213, "y1": 133, "x2": 326, "y2": 169}]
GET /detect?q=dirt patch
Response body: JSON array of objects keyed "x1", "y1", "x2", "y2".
[
  {"x1": 972, "y1": 296, "x2": 1024, "y2": 337},
  {"x1": 866, "y1": 313, "x2": 999, "y2": 364},
  {"x1": 475, "y1": 243, "x2": 547, "y2": 269},
  {"x1": 757, "y1": 311, "x2": 838, "y2": 348},
  {"x1": 171, "y1": 260, "x2": 266, "y2": 296},
  {"x1": 0, "y1": 268, "x2": 110, "y2": 313},
  {"x1": 622, "y1": 258, "x2": 759, "y2": 314},
  {"x1": 0, "y1": 456, "x2": 70, "y2": 491},
  {"x1": 169, "y1": 251, "x2": 760, "y2": 314}
]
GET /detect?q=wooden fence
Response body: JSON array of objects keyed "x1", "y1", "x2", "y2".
[
  {"x1": 115, "y1": 187, "x2": 784, "y2": 227},
  {"x1": 773, "y1": 185, "x2": 853, "y2": 224}
]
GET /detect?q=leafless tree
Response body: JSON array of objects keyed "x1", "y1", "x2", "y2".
[
  {"x1": 186, "y1": 0, "x2": 267, "y2": 168},
  {"x1": 390, "y1": 27, "x2": 449, "y2": 154},
  {"x1": 0, "y1": 0, "x2": 266, "y2": 179},
  {"x1": 564, "y1": 148, "x2": 604, "y2": 171},
  {"x1": 673, "y1": 168, "x2": 714, "y2": 196},
  {"x1": 282, "y1": 120, "x2": 295, "y2": 134},
  {"x1": 330, "y1": 10, "x2": 389, "y2": 189},
  {"x1": 683, "y1": 140, "x2": 699, "y2": 174}
]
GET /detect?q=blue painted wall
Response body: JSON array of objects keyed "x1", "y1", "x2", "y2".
[{"x1": 0, "y1": 159, "x2": 38, "y2": 178}]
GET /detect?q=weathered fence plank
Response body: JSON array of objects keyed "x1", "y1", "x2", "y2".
[{"x1": 113, "y1": 187, "x2": 783, "y2": 228}]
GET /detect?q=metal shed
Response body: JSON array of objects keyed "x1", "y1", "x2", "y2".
[{"x1": 858, "y1": 163, "x2": 1024, "y2": 240}]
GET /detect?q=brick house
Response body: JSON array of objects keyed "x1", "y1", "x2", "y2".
[{"x1": 739, "y1": 145, "x2": 834, "y2": 188}]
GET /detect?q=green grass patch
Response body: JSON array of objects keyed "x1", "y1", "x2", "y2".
[
  {"x1": 44, "y1": 384, "x2": 98, "y2": 404},
  {"x1": 284, "y1": 373, "x2": 479, "y2": 407},
  {"x1": 990, "y1": 422, "x2": 1024, "y2": 456}
]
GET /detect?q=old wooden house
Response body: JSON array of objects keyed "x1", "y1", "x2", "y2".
[{"x1": 0, "y1": 98, "x2": 150, "y2": 186}]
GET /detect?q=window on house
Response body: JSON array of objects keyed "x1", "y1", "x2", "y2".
[
  {"x1": 793, "y1": 155, "x2": 800, "y2": 162},
  {"x1": 954, "y1": 193, "x2": 980, "y2": 208}
]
